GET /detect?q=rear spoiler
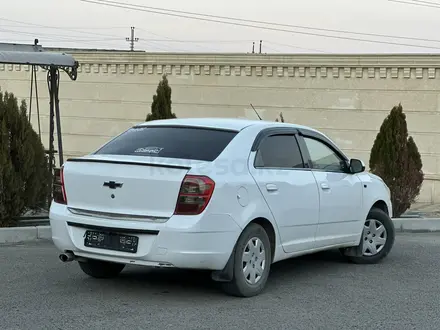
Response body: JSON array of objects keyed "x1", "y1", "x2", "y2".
[{"x1": 66, "y1": 157, "x2": 192, "y2": 170}]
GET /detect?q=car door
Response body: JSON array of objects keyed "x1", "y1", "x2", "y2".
[
  {"x1": 297, "y1": 132, "x2": 363, "y2": 247},
  {"x1": 248, "y1": 132, "x2": 320, "y2": 253}
]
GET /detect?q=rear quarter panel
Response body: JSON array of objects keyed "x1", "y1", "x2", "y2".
[{"x1": 189, "y1": 124, "x2": 283, "y2": 245}]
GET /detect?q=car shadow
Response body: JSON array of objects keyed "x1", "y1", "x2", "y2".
[{"x1": 83, "y1": 249, "x2": 350, "y2": 298}]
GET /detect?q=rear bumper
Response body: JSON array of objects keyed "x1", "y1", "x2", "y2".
[{"x1": 49, "y1": 203, "x2": 241, "y2": 271}]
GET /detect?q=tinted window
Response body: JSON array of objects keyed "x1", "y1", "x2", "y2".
[
  {"x1": 95, "y1": 126, "x2": 237, "y2": 161},
  {"x1": 303, "y1": 137, "x2": 343, "y2": 172},
  {"x1": 255, "y1": 135, "x2": 304, "y2": 168}
]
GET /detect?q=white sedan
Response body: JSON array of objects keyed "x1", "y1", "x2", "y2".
[{"x1": 50, "y1": 118, "x2": 395, "y2": 297}]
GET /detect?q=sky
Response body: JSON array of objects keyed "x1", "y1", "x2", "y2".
[{"x1": 1, "y1": 0, "x2": 440, "y2": 54}]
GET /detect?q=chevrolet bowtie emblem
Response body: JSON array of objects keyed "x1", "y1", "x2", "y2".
[{"x1": 103, "y1": 181, "x2": 123, "y2": 189}]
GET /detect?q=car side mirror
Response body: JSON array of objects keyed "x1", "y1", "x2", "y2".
[{"x1": 349, "y1": 158, "x2": 365, "y2": 174}]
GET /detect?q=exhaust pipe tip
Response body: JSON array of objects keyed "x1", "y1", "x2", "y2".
[{"x1": 59, "y1": 252, "x2": 74, "y2": 262}]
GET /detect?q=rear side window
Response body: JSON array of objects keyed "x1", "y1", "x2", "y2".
[
  {"x1": 254, "y1": 134, "x2": 304, "y2": 168},
  {"x1": 95, "y1": 126, "x2": 237, "y2": 161}
]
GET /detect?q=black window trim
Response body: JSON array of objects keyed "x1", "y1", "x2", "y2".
[
  {"x1": 251, "y1": 127, "x2": 298, "y2": 151},
  {"x1": 296, "y1": 128, "x2": 350, "y2": 173},
  {"x1": 251, "y1": 127, "x2": 308, "y2": 170}
]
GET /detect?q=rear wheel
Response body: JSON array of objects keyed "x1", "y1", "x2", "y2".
[
  {"x1": 343, "y1": 208, "x2": 395, "y2": 264},
  {"x1": 221, "y1": 223, "x2": 272, "y2": 297},
  {"x1": 78, "y1": 259, "x2": 125, "y2": 278}
]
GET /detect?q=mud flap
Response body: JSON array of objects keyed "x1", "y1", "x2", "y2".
[
  {"x1": 211, "y1": 245, "x2": 236, "y2": 282},
  {"x1": 342, "y1": 238, "x2": 364, "y2": 257}
]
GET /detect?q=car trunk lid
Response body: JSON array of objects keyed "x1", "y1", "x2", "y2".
[{"x1": 62, "y1": 154, "x2": 203, "y2": 219}]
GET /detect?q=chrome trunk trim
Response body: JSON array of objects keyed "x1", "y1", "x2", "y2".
[{"x1": 67, "y1": 207, "x2": 169, "y2": 223}]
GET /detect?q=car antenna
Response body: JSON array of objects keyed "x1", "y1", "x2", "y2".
[{"x1": 250, "y1": 103, "x2": 262, "y2": 120}]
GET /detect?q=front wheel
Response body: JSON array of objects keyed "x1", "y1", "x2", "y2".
[
  {"x1": 343, "y1": 208, "x2": 395, "y2": 264},
  {"x1": 221, "y1": 223, "x2": 272, "y2": 297},
  {"x1": 78, "y1": 259, "x2": 126, "y2": 278}
]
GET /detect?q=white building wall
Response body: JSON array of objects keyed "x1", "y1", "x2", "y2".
[{"x1": 1, "y1": 52, "x2": 439, "y2": 204}]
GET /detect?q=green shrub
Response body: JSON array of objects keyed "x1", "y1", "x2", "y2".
[
  {"x1": 145, "y1": 74, "x2": 176, "y2": 121},
  {"x1": 369, "y1": 104, "x2": 424, "y2": 218},
  {"x1": 0, "y1": 90, "x2": 50, "y2": 227}
]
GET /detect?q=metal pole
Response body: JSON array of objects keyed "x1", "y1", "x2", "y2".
[
  {"x1": 126, "y1": 26, "x2": 139, "y2": 51},
  {"x1": 47, "y1": 67, "x2": 55, "y2": 177},
  {"x1": 53, "y1": 67, "x2": 64, "y2": 166},
  {"x1": 46, "y1": 66, "x2": 55, "y2": 207},
  {"x1": 130, "y1": 27, "x2": 134, "y2": 51}
]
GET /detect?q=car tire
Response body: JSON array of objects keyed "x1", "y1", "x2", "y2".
[
  {"x1": 221, "y1": 223, "x2": 272, "y2": 297},
  {"x1": 78, "y1": 259, "x2": 126, "y2": 279},
  {"x1": 343, "y1": 207, "x2": 395, "y2": 264}
]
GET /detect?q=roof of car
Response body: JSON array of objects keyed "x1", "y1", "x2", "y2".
[{"x1": 136, "y1": 117, "x2": 316, "y2": 132}]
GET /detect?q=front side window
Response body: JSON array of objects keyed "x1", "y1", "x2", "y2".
[
  {"x1": 303, "y1": 137, "x2": 344, "y2": 172},
  {"x1": 255, "y1": 135, "x2": 304, "y2": 168}
]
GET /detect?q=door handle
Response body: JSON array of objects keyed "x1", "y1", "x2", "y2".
[
  {"x1": 320, "y1": 182, "x2": 330, "y2": 190},
  {"x1": 266, "y1": 183, "x2": 278, "y2": 192}
]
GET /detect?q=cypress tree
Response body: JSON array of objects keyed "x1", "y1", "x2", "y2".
[
  {"x1": 0, "y1": 91, "x2": 22, "y2": 226},
  {"x1": 146, "y1": 74, "x2": 176, "y2": 121},
  {"x1": 369, "y1": 104, "x2": 424, "y2": 217},
  {"x1": 0, "y1": 90, "x2": 50, "y2": 227},
  {"x1": 21, "y1": 99, "x2": 51, "y2": 210},
  {"x1": 0, "y1": 116, "x2": 13, "y2": 224}
]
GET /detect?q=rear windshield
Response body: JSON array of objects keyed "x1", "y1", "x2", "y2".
[{"x1": 94, "y1": 126, "x2": 238, "y2": 161}]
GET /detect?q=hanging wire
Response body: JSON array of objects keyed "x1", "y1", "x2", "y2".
[
  {"x1": 28, "y1": 65, "x2": 42, "y2": 138},
  {"x1": 34, "y1": 66, "x2": 41, "y2": 138},
  {"x1": 28, "y1": 65, "x2": 33, "y2": 123},
  {"x1": 46, "y1": 67, "x2": 56, "y2": 175}
]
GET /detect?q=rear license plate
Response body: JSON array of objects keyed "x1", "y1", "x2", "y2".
[{"x1": 84, "y1": 230, "x2": 139, "y2": 253}]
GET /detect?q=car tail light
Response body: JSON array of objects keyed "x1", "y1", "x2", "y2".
[
  {"x1": 53, "y1": 167, "x2": 67, "y2": 204},
  {"x1": 174, "y1": 175, "x2": 215, "y2": 215}
]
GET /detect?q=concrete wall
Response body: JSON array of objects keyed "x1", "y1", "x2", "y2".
[{"x1": 1, "y1": 51, "x2": 439, "y2": 204}]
